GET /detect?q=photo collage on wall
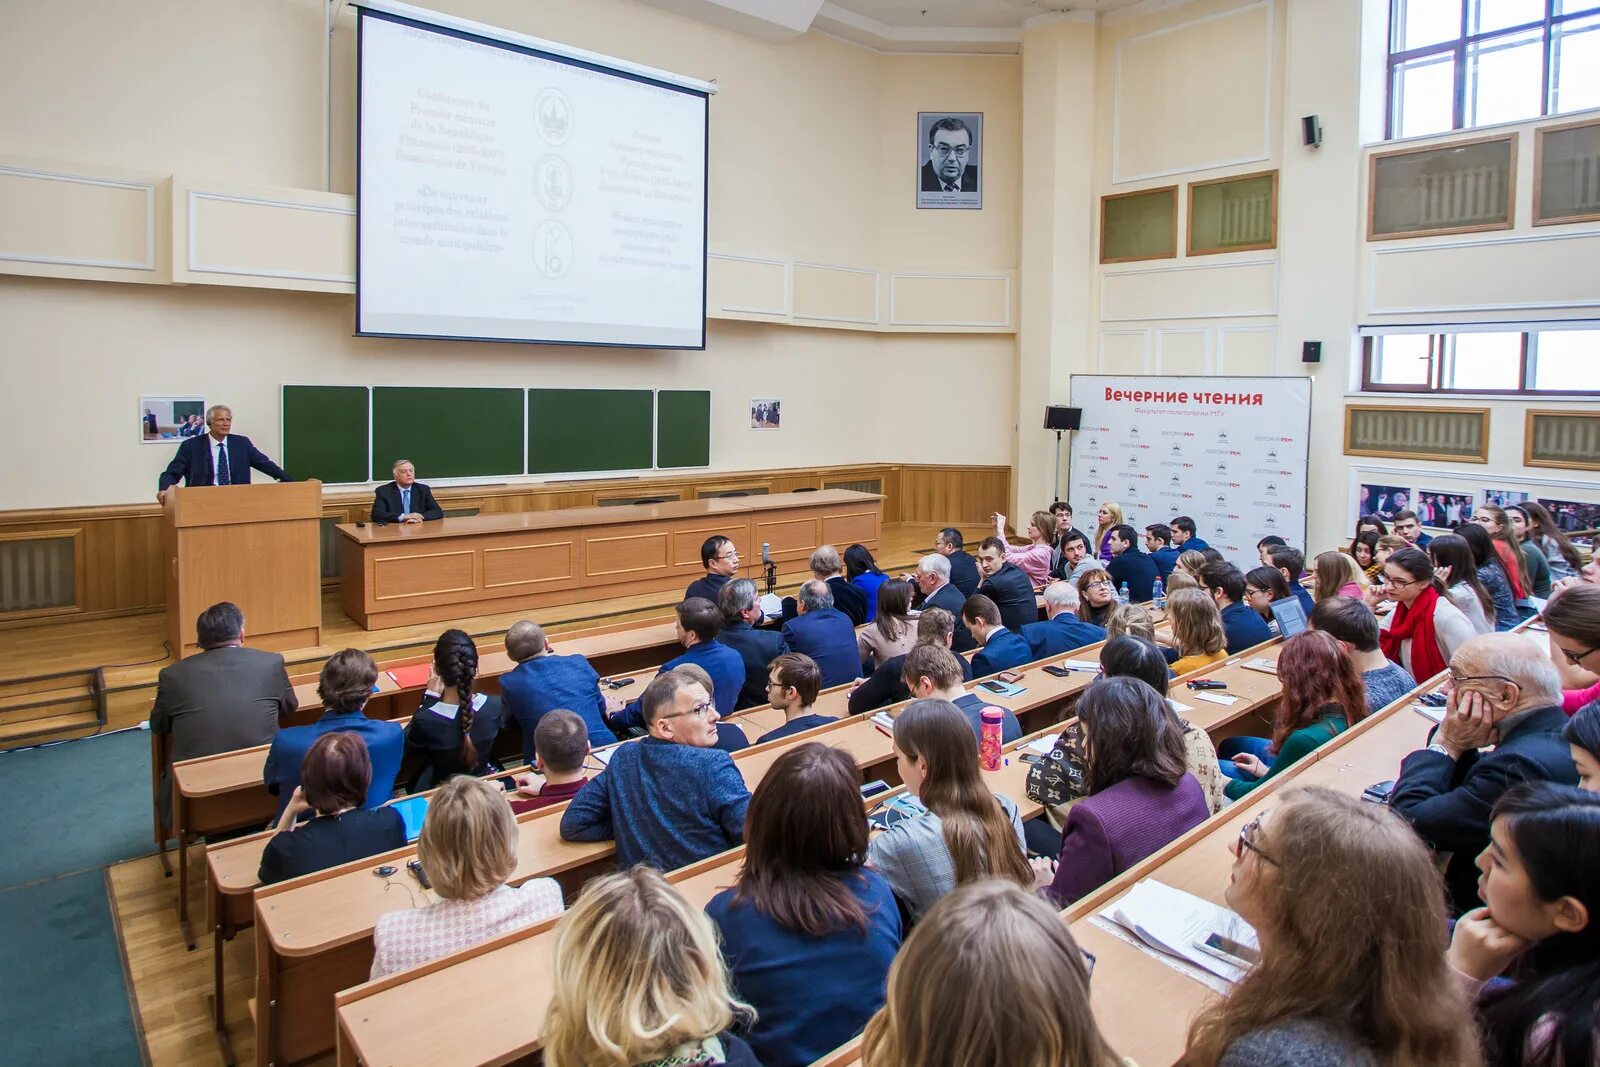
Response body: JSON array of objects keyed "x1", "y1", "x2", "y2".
[{"x1": 1354, "y1": 480, "x2": 1597, "y2": 546}]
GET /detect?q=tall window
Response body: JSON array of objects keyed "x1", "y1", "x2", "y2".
[
  {"x1": 1388, "y1": 0, "x2": 1600, "y2": 140},
  {"x1": 1363, "y1": 326, "x2": 1600, "y2": 393}
]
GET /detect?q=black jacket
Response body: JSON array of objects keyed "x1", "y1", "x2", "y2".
[
  {"x1": 946, "y1": 551, "x2": 981, "y2": 598},
  {"x1": 401, "y1": 694, "x2": 506, "y2": 791},
  {"x1": 848, "y1": 651, "x2": 972, "y2": 715},
  {"x1": 717, "y1": 621, "x2": 789, "y2": 710},
  {"x1": 372, "y1": 481, "x2": 443, "y2": 523},
  {"x1": 978, "y1": 562, "x2": 1037, "y2": 633},
  {"x1": 922, "y1": 581, "x2": 975, "y2": 653},
  {"x1": 779, "y1": 575, "x2": 869, "y2": 627}
]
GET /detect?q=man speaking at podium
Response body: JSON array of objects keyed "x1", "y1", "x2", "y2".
[
  {"x1": 156, "y1": 404, "x2": 291, "y2": 504},
  {"x1": 371, "y1": 459, "x2": 443, "y2": 524}
]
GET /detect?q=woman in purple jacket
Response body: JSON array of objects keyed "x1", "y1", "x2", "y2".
[{"x1": 1032, "y1": 676, "x2": 1210, "y2": 906}]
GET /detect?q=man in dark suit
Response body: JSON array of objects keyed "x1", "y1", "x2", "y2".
[
  {"x1": 976, "y1": 536, "x2": 1038, "y2": 634},
  {"x1": 717, "y1": 578, "x2": 789, "y2": 710},
  {"x1": 779, "y1": 580, "x2": 861, "y2": 688},
  {"x1": 156, "y1": 404, "x2": 290, "y2": 503},
  {"x1": 1106, "y1": 524, "x2": 1159, "y2": 603},
  {"x1": 686, "y1": 535, "x2": 741, "y2": 604},
  {"x1": 934, "y1": 527, "x2": 981, "y2": 598},
  {"x1": 963, "y1": 595, "x2": 1033, "y2": 678},
  {"x1": 151, "y1": 601, "x2": 297, "y2": 826},
  {"x1": 1022, "y1": 582, "x2": 1108, "y2": 659},
  {"x1": 780, "y1": 545, "x2": 868, "y2": 627},
  {"x1": 919, "y1": 116, "x2": 979, "y2": 193},
  {"x1": 371, "y1": 459, "x2": 443, "y2": 524},
  {"x1": 1144, "y1": 523, "x2": 1181, "y2": 582},
  {"x1": 1390, "y1": 635, "x2": 1580, "y2": 914},
  {"x1": 913, "y1": 553, "x2": 974, "y2": 652}
]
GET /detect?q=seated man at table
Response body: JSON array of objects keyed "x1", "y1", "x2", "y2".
[
  {"x1": 672, "y1": 662, "x2": 750, "y2": 753},
  {"x1": 685, "y1": 535, "x2": 741, "y2": 604},
  {"x1": 781, "y1": 545, "x2": 869, "y2": 626},
  {"x1": 847, "y1": 607, "x2": 972, "y2": 715},
  {"x1": 151, "y1": 601, "x2": 297, "y2": 828},
  {"x1": 913, "y1": 553, "x2": 974, "y2": 652},
  {"x1": 1308, "y1": 595, "x2": 1416, "y2": 714},
  {"x1": 499, "y1": 620, "x2": 616, "y2": 757},
  {"x1": 561, "y1": 671, "x2": 751, "y2": 870},
  {"x1": 935, "y1": 527, "x2": 982, "y2": 598},
  {"x1": 976, "y1": 536, "x2": 1037, "y2": 632},
  {"x1": 262, "y1": 649, "x2": 403, "y2": 817},
  {"x1": 1021, "y1": 581, "x2": 1107, "y2": 659},
  {"x1": 509, "y1": 710, "x2": 592, "y2": 815},
  {"x1": 1200, "y1": 561, "x2": 1273, "y2": 654},
  {"x1": 1144, "y1": 524, "x2": 1180, "y2": 581},
  {"x1": 370, "y1": 459, "x2": 443, "y2": 524},
  {"x1": 716, "y1": 578, "x2": 789, "y2": 710},
  {"x1": 758, "y1": 653, "x2": 839, "y2": 742},
  {"x1": 1105, "y1": 523, "x2": 1158, "y2": 604},
  {"x1": 1267, "y1": 544, "x2": 1316, "y2": 617},
  {"x1": 780, "y1": 580, "x2": 862, "y2": 689},
  {"x1": 963, "y1": 594, "x2": 1032, "y2": 678},
  {"x1": 1389, "y1": 633, "x2": 1579, "y2": 915},
  {"x1": 609, "y1": 598, "x2": 745, "y2": 734},
  {"x1": 901, "y1": 644, "x2": 1021, "y2": 743}
]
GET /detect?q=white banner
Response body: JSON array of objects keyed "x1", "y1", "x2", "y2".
[{"x1": 1067, "y1": 376, "x2": 1312, "y2": 565}]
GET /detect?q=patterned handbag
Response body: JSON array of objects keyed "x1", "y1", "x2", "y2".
[{"x1": 1024, "y1": 721, "x2": 1090, "y2": 808}]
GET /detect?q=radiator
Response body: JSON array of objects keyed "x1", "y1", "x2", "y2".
[
  {"x1": 1420, "y1": 164, "x2": 1506, "y2": 226},
  {"x1": 0, "y1": 535, "x2": 76, "y2": 613}
]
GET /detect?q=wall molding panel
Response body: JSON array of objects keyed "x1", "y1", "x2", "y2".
[
  {"x1": 180, "y1": 185, "x2": 356, "y2": 290},
  {"x1": 1101, "y1": 257, "x2": 1279, "y2": 321},
  {"x1": 0, "y1": 159, "x2": 167, "y2": 283},
  {"x1": 887, "y1": 272, "x2": 1013, "y2": 329},
  {"x1": 1367, "y1": 230, "x2": 1600, "y2": 315}
]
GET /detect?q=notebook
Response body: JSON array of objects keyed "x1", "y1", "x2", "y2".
[{"x1": 386, "y1": 663, "x2": 434, "y2": 689}]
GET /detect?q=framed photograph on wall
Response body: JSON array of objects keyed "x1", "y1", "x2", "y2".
[
  {"x1": 1415, "y1": 489, "x2": 1474, "y2": 529},
  {"x1": 140, "y1": 395, "x2": 206, "y2": 444},
  {"x1": 917, "y1": 112, "x2": 982, "y2": 210},
  {"x1": 750, "y1": 399, "x2": 781, "y2": 430},
  {"x1": 1482, "y1": 487, "x2": 1531, "y2": 508},
  {"x1": 1537, "y1": 497, "x2": 1600, "y2": 535},
  {"x1": 1358, "y1": 482, "x2": 1411, "y2": 522}
]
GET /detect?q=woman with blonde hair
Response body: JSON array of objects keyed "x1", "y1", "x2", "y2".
[
  {"x1": 990, "y1": 509, "x2": 1057, "y2": 588},
  {"x1": 1164, "y1": 569, "x2": 1199, "y2": 594},
  {"x1": 1181, "y1": 787, "x2": 1481, "y2": 1066},
  {"x1": 1174, "y1": 549, "x2": 1209, "y2": 583},
  {"x1": 1093, "y1": 501, "x2": 1125, "y2": 563},
  {"x1": 1075, "y1": 567, "x2": 1116, "y2": 627},
  {"x1": 861, "y1": 880, "x2": 1125, "y2": 1067},
  {"x1": 1103, "y1": 603, "x2": 1156, "y2": 642},
  {"x1": 544, "y1": 867, "x2": 758, "y2": 1067},
  {"x1": 1164, "y1": 588, "x2": 1227, "y2": 676},
  {"x1": 1311, "y1": 549, "x2": 1366, "y2": 602},
  {"x1": 370, "y1": 776, "x2": 563, "y2": 977}
]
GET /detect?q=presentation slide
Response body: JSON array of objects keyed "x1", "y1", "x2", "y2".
[{"x1": 358, "y1": 8, "x2": 708, "y2": 348}]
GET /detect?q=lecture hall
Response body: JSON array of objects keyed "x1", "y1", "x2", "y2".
[{"x1": 3, "y1": 0, "x2": 1600, "y2": 1064}]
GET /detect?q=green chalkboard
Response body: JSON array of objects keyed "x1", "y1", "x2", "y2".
[
  {"x1": 527, "y1": 389, "x2": 653, "y2": 474},
  {"x1": 281, "y1": 385, "x2": 369, "y2": 484},
  {"x1": 371, "y1": 387, "x2": 524, "y2": 481},
  {"x1": 657, "y1": 390, "x2": 711, "y2": 469}
]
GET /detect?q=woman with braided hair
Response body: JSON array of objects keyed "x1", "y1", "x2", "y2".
[{"x1": 401, "y1": 628, "x2": 506, "y2": 791}]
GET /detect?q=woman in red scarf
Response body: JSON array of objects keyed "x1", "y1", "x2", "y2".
[{"x1": 1377, "y1": 547, "x2": 1477, "y2": 681}]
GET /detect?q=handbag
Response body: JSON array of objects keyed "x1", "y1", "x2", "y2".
[{"x1": 1024, "y1": 722, "x2": 1089, "y2": 809}]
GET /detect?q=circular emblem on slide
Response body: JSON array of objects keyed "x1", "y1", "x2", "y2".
[
  {"x1": 535, "y1": 88, "x2": 573, "y2": 146},
  {"x1": 533, "y1": 220, "x2": 572, "y2": 278},
  {"x1": 534, "y1": 155, "x2": 573, "y2": 212}
]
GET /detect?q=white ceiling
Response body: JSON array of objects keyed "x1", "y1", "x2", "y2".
[{"x1": 827, "y1": 0, "x2": 1145, "y2": 31}]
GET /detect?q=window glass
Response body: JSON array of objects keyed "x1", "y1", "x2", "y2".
[
  {"x1": 1394, "y1": 53, "x2": 1458, "y2": 138},
  {"x1": 1531, "y1": 331, "x2": 1600, "y2": 390},
  {"x1": 1446, "y1": 333, "x2": 1523, "y2": 389},
  {"x1": 1552, "y1": 15, "x2": 1600, "y2": 113},
  {"x1": 1469, "y1": 0, "x2": 1544, "y2": 32},
  {"x1": 1371, "y1": 335, "x2": 1434, "y2": 387},
  {"x1": 1397, "y1": 0, "x2": 1465, "y2": 50},
  {"x1": 1466, "y1": 28, "x2": 1546, "y2": 126}
]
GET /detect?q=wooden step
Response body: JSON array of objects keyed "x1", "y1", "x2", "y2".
[
  {"x1": 0, "y1": 709, "x2": 102, "y2": 744},
  {"x1": 0, "y1": 683, "x2": 93, "y2": 716}
]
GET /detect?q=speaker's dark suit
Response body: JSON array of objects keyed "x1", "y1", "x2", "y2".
[
  {"x1": 920, "y1": 160, "x2": 979, "y2": 192},
  {"x1": 157, "y1": 434, "x2": 290, "y2": 492},
  {"x1": 371, "y1": 481, "x2": 444, "y2": 523}
]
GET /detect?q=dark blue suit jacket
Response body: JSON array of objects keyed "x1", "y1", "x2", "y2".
[
  {"x1": 263, "y1": 710, "x2": 403, "y2": 816},
  {"x1": 978, "y1": 562, "x2": 1037, "y2": 634},
  {"x1": 1151, "y1": 546, "x2": 1181, "y2": 581},
  {"x1": 951, "y1": 692, "x2": 1022, "y2": 744},
  {"x1": 972, "y1": 630, "x2": 1033, "y2": 678},
  {"x1": 1107, "y1": 549, "x2": 1159, "y2": 603},
  {"x1": 158, "y1": 433, "x2": 290, "y2": 492},
  {"x1": 781, "y1": 608, "x2": 862, "y2": 688},
  {"x1": 1181, "y1": 537, "x2": 1211, "y2": 553},
  {"x1": 616, "y1": 640, "x2": 747, "y2": 731},
  {"x1": 718, "y1": 621, "x2": 789, "y2": 710},
  {"x1": 1021, "y1": 615, "x2": 1108, "y2": 659},
  {"x1": 922, "y1": 582, "x2": 974, "y2": 653},
  {"x1": 371, "y1": 481, "x2": 443, "y2": 523},
  {"x1": 500, "y1": 653, "x2": 616, "y2": 759}
]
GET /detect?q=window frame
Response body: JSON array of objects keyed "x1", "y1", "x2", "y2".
[{"x1": 1361, "y1": 330, "x2": 1600, "y2": 396}]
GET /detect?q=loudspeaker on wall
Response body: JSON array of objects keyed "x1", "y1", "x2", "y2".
[{"x1": 1044, "y1": 406, "x2": 1082, "y2": 431}]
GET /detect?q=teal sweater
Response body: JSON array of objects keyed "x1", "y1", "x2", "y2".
[{"x1": 1224, "y1": 711, "x2": 1348, "y2": 800}]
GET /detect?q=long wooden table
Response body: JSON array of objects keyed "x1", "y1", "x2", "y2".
[{"x1": 336, "y1": 490, "x2": 884, "y2": 630}]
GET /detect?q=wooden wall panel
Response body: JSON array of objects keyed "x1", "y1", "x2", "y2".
[{"x1": 895, "y1": 465, "x2": 1012, "y2": 526}]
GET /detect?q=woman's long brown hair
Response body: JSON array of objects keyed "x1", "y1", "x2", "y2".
[
  {"x1": 1182, "y1": 787, "x2": 1482, "y2": 1067},
  {"x1": 893, "y1": 700, "x2": 1031, "y2": 888},
  {"x1": 1270, "y1": 630, "x2": 1367, "y2": 754}
]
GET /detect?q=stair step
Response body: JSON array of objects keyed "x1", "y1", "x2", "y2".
[
  {"x1": 0, "y1": 710, "x2": 102, "y2": 744},
  {"x1": 0, "y1": 684, "x2": 93, "y2": 715}
]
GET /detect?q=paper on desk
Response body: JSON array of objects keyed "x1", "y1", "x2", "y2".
[
  {"x1": 1166, "y1": 699, "x2": 1194, "y2": 715},
  {"x1": 1192, "y1": 691, "x2": 1240, "y2": 707},
  {"x1": 759, "y1": 593, "x2": 784, "y2": 618},
  {"x1": 1024, "y1": 735, "x2": 1059, "y2": 756},
  {"x1": 1062, "y1": 659, "x2": 1101, "y2": 672},
  {"x1": 1097, "y1": 879, "x2": 1258, "y2": 987},
  {"x1": 870, "y1": 711, "x2": 896, "y2": 732},
  {"x1": 1413, "y1": 701, "x2": 1446, "y2": 724},
  {"x1": 592, "y1": 746, "x2": 618, "y2": 767},
  {"x1": 1239, "y1": 658, "x2": 1278, "y2": 675}
]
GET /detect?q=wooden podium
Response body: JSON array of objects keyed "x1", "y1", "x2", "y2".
[{"x1": 163, "y1": 482, "x2": 323, "y2": 658}]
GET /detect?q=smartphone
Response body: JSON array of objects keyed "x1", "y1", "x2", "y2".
[
  {"x1": 998, "y1": 670, "x2": 1025, "y2": 684},
  {"x1": 859, "y1": 779, "x2": 891, "y2": 799},
  {"x1": 1362, "y1": 779, "x2": 1396, "y2": 804},
  {"x1": 1018, "y1": 751, "x2": 1044, "y2": 765},
  {"x1": 978, "y1": 681, "x2": 1010, "y2": 694},
  {"x1": 1194, "y1": 932, "x2": 1260, "y2": 969},
  {"x1": 1419, "y1": 692, "x2": 1448, "y2": 707},
  {"x1": 407, "y1": 859, "x2": 431, "y2": 891},
  {"x1": 604, "y1": 677, "x2": 636, "y2": 690},
  {"x1": 1042, "y1": 664, "x2": 1073, "y2": 678}
]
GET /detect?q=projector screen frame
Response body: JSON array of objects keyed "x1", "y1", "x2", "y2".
[{"x1": 354, "y1": 2, "x2": 711, "y2": 350}]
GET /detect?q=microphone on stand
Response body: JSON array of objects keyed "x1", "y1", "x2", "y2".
[{"x1": 762, "y1": 541, "x2": 777, "y2": 596}]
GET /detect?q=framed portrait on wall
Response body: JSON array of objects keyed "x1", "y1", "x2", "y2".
[{"x1": 917, "y1": 112, "x2": 982, "y2": 210}]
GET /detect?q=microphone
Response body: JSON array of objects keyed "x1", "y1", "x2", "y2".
[{"x1": 761, "y1": 542, "x2": 770, "y2": 564}]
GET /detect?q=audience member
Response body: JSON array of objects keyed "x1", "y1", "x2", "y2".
[
  {"x1": 673, "y1": 662, "x2": 750, "y2": 753},
  {"x1": 1052, "y1": 529, "x2": 1099, "y2": 584},
  {"x1": 846, "y1": 608, "x2": 972, "y2": 715},
  {"x1": 1309, "y1": 595, "x2": 1417, "y2": 713},
  {"x1": 1255, "y1": 535, "x2": 1287, "y2": 566},
  {"x1": 1475, "y1": 504, "x2": 1532, "y2": 605},
  {"x1": 1427, "y1": 534, "x2": 1496, "y2": 636},
  {"x1": 1145, "y1": 523, "x2": 1180, "y2": 580},
  {"x1": 1218, "y1": 631, "x2": 1367, "y2": 800},
  {"x1": 263, "y1": 649, "x2": 402, "y2": 817},
  {"x1": 1174, "y1": 548, "x2": 1209, "y2": 582},
  {"x1": 779, "y1": 580, "x2": 862, "y2": 688},
  {"x1": 402, "y1": 629, "x2": 505, "y2": 790},
  {"x1": 1375, "y1": 533, "x2": 1407, "y2": 572},
  {"x1": 1456, "y1": 521, "x2": 1520, "y2": 631},
  {"x1": 1449, "y1": 783, "x2": 1600, "y2": 1067},
  {"x1": 1180, "y1": 787, "x2": 1481, "y2": 1067},
  {"x1": 1506, "y1": 505, "x2": 1555, "y2": 601},
  {"x1": 1092, "y1": 501, "x2": 1125, "y2": 562},
  {"x1": 989, "y1": 509, "x2": 1055, "y2": 588},
  {"x1": 1164, "y1": 569, "x2": 1199, "y2": 593},
  {"x1": 962, "y1": 594, "x2": 1031, "y2": 677},
  {"x1": 370, "y1": 776, "x2": 564, "y2": 978},
  {"x1": 1350, "y1": 530, "x2": 1381, "y2": 580},
  {"x1": 933, "y1": 527, "x2": 981, "y2": 598},
  {"x1": 1543, "y1": 584, "x2": 1600, "y2": 711},
  {"x1": 844, "y1": 543, "x2": 888, "y2": 622},
  {"x1": 1355, "y1": 514, "x2": 1389, "y2": 541},
  {"x1": 861, "y1": 881, "x2": 1123, "y2": 1067},
  {"x1": 1103, "y1": 602, "x2": 1156, "y2": 642},
  {"x1": 561, "y1": 671, "x2": 751, "y2": 870},
  {"x1": 614, "y1": 598, "x2": 747, "y2": 733},
  {"x1": 975, "y1": 535, "x2": 1037, "y2": 633},
  {"x1": 1032, "y1": 677, "x2": 1208, "y2": 905},
  {"x1": 1100, "y1": 635, "x2": 1226, "y2": 813},
  {"x1": 1310, "y1": 549, "x2": 1366, "y2": 602},
  {"x1": 1243, "y1": 565, "x2": 1292, "y2": 624},
  {"x1": 258, "y1": 732, "x2": 406, "y2": 885},
  {"x1": 1075, "y1": 566, "x2": 1116, "y2": 628},
  {"x1": 716, "y1": 578, "x2": 790, "y2": 711},
  {"x1": 370, "y1": 459, "x2": 443, "y2": 523},
  {"x1": 1048, "y1": 500, "x2": 1090, "y2": 564},
  {"x1": 911, "y1": 553, "x2": 974, "y2": 652},
  {"x1": 782, "y1": 544, "x2": 868, "y2": 627},
  {"x1": 1391, "y1": 508, "x2": 1433, "y2": 549},
  {"x1": 152, "y1": 601, "x2": 295, "y2": 825},
  {"x1": 857, "y1": 578, "x2": 916, "y2": 672},
  {"x1": 509, "y1": 710, "x2": 591, "y2": 814},
  {"x1": 866, "y1": 699, "x2": 1029, "y2": 920},
  {"x1": 1390, "y1": 633, "x2": 1579, "y2": 914},
  {"x1": 1520, "y1": 500, "x2": 1584, "y2": 581},
  {"x1": 901, "y1": 645, "x2": 1021, "y2": 743},
  {"x1": 1563, "y1": 704, "x2": 1600, "y2": 790},
  {"x1": 1377, "y1": 547, "x2": 1477, "y2": 679},
  {"x1": 1169, "y1": 515, "x2": 1209, "y2": 552},
  {"x1": 1266, "y1": 545, "x2": 1315, "y2": 616},
  {"x1": 687, "y1": 535, "x2": 741, "y2": 604},
  {"x1": 499, "y1": 620, "x2": 615, "y2": 759},
  {"x1": 1200, "y1": 561, "x2": 1273, "y2": 654},
  {"x1": 543, "y1": 868, "x2": 759, "y2": 1067},
  {"x1": 1105, "y1": 523, "x2": 1158, "y2": 603},
  {"x1": 1161, "y1": 588, "x2": 1228, "y2": 675},
  {"x1": 707, "y1": 744, "x2": 900, "y2": 1066},
  {"x1": 758, "y1": 653, "x2": 838, "y2": 743},
  {"x1": 1020, "y1": 581, "x2": 1106, "y2": 658}
]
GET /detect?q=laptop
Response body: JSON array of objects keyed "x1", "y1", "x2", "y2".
[
  {"x1": 1270, "y1": 596, "x2": 1308, "y2": 638},
  {"x1": 389, "y1": 795, "x2": 430, "y2": 843}
]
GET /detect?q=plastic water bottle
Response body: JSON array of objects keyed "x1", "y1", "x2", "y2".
[
  {"x1": 979, "y1": 707, "x2": 1004, "y2": 772},
  {"x1": 1152, "y1": 577, "x2": 1166, "y2": 611},
  {"x1": 1117, "y1": 581, "x2": 1131, "y2": 605}
]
